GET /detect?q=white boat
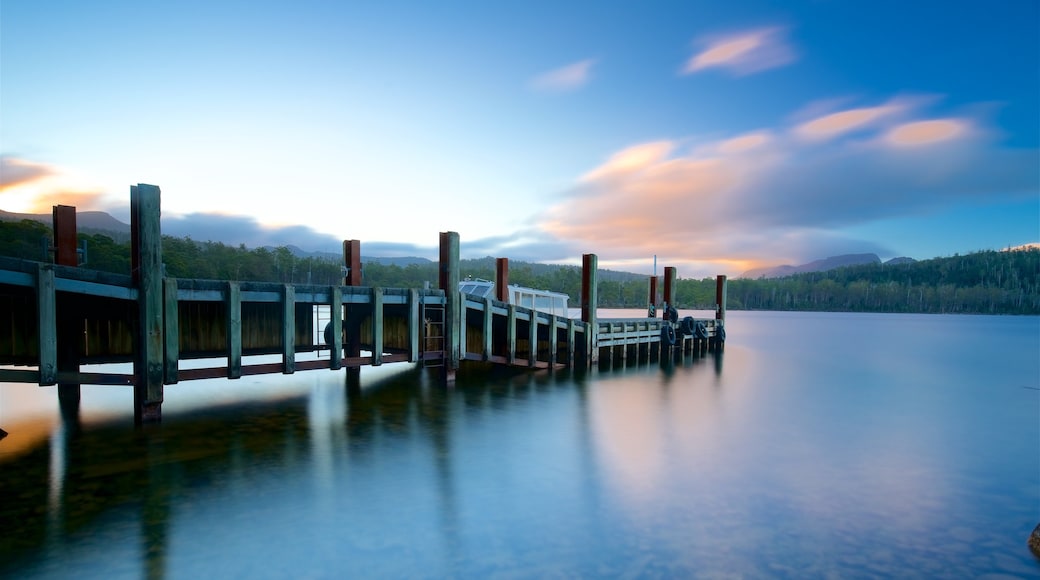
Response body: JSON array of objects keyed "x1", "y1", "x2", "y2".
[{"x1": 459, "y1": 278, "x2": 570, "y2": 317}]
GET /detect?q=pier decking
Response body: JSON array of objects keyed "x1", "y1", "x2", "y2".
[{"x1": 0, "y1": 184, "x2": 725, "y2": 423}]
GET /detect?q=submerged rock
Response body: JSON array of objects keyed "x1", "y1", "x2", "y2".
[{"x1": 1030, "y1": 523, "x2": 1040, "y2": 559}]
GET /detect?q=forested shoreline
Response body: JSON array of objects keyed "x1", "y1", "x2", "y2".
[{"x1": 2, "y1": 219, "x2": 1037, "y2": 314}]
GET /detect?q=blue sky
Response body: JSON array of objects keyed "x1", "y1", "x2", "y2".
[{"x1": 2, "y1": 0, "x2": 1037, "y2": 278}]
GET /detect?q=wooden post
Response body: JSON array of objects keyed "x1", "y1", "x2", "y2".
[
  {"x1": 163, "y1": 279, "x2": 179, "y2": 384},
  {"x1": 528, "y1": 311, "x2": 538, "y2": 367},
  {"x1": 343, "y1": 240, "x2": 362, "y2": 286},
  {"x1": 581, "y1": 254, "x2": 598, "y2": 365},
  {"x1": 648, "y1": 275, "x2": 658, "y2": 318},
  {"x1": 282, "y1": 284, "x2": 295, "y2": 374},
  {"x1": 130, "y1": 184, "x2": 163, "y2": 423},
  {"x1": 36, "y1": 264, "x2": 57, "y2": 385},
  {"x1": 408, "y1": 289, "x2": 419, "y2": 363},
  {"x1": 507, "y1": 304, "x2": 517, "y2": 365},
  {"x1": 329, "y1": 286, "x2": 342, "y2": 370},
  {"x1": 226, "y1": 282, "x2": 242, "y2": 379},
  {"x1": 439, "y1": 231, "x2": 460, "y2": 383},
  {"x1": 663, "y1": 267, "x2": 676, "y2": 314},
  {"x1": 715, "y1": 275, "x2": 727, "y2": 321},
  {"x1": 52, "y1": 205, "x2": 81, "y2": 412},
  {"x1": 343, "y1": 240, "x2": 361, "y2": 381},
  {"x1": 482, "y1": 296, "x2": 493, "y2": 361},
  {"x1": 371, "y1": 287, "x2": 383, "y2": 366},
  {"x1": 496, "y1": 258, "x2": 509, "y2": 303}
]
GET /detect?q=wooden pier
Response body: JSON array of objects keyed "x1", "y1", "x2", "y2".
[{"x1": 0, "y1": 184, "x2": 725, "y2": 423}]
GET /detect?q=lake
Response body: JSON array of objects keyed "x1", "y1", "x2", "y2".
[{"x1": 1, "y1": 311, "x2": 1038, "y2": 579}]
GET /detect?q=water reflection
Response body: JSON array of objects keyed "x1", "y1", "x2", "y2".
[{"x1": 2, "y1": 312, "x2": 1037, "y2": 578}]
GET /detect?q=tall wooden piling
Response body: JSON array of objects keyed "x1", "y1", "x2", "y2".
[
  {"x1": 130, "y1": 184, "x2": 164, "y2": 423},
  {"x1": 343, "y1": 240, "x2": 362, "y2": 382},
  {"x1": 52, "y1": 205, "x2": 81, "y2": 414},
  {"x1": 648, "y1": 275, "x2": 658, "y2": 318},
  {"x1": 716, "y1": 275, "x2": 728, "y2": 321},
  {"x1": 663, "y1": 267, "x2": 676, "y2": 315},
  {"x1": 496, "y1": 258, "x2": 509, "y2": 303},
  {"x1": 581, "y1": 254, "x2": 598, "y2": 365},
  {"x1": 439, "y1": 232, "x2": 460, "y2": 383}
]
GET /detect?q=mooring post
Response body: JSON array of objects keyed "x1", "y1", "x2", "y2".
[
  {"x1": 343, "y1": 240, "x2": 362, "y2": 382},
  {"x1": 130, "y1": 184, "x2": 164, "y2": 423},
  {"x1": 715, "y1": 275, "x2": 727, "y2": 321},
  {"x1": 663, "y1": 267, "x2": 676, "y2": 314},
  {"x1": 52, "y1": 205, "x2": 81, "y2": 417},
  {"x1": 581, "y1": 253, "x2": 598, "y2": 366},
  {"x1": 714, "y1": 274, "x2": 728, "y2": 351},
  {"x1": 439, "y1": 232, "x2": 460, "y2": 384},
  {"x1": 495, "y1": 258, "x2": 509, "y2": 303},
  {"x1": 648, "y1": 275, "x2": 658, "y2": 318}
]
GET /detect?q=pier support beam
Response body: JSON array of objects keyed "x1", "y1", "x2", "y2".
[
  {"x1": 131, "y1": 184, "x2": 164, "y2": 423},
  {"x1": 439, "y1": 232, "x2": 460, "y2": 384},
  {"x1": 663, "y1": 267, "x2": 676, "y2": 315},
  {"x1": 581, "y1": 254, "x2": 598, "y2": 366},
  {"x1": 648, "y1": 275, "x2": 658, "y2": 318},
  {"x1": 53, "y1": 205, "x2": 81, "y2": 419},
  {"x1": 343, "y1": 240, "x2": 362, "y2": 382},
  {"x1": 715, "y1": 275, "x2": 727, "y2": 322},
  {"x1": 495, "y1": 258, "x2": 509, "y2": 303}
]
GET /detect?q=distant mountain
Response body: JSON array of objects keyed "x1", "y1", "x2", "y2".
[
  {"x1": 269, "y1": 245, "x2": 433, "y2": 266},
  {"x1": 742, "y1": 253, "x2": 885, "y2": 279},
  {"x1": 0, "y1": 209, "x2": 131, "y2": 234}
]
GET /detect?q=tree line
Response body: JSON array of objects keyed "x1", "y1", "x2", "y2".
[{"x1": 1, "y1": 218, "x2": 1037, "y2": 314}]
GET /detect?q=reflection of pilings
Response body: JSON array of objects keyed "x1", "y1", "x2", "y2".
[{"x1": 142, "y1": 432, "x2": 172, "y2": 580}]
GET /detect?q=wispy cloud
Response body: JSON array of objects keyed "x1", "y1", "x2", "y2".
[
  {"x1": 0, "y1": 156, "x2": 55, "y2": 190},
  {"x1": 0, "y1": 155, "x2": 112, "y2": 214},
  {"x1": 530, "y1": 59, "x2": 596, "y2": 92},
  {"x1": 682, "y1": 27, "x2": 796, "y2": 76},
  {"x1": 794, "y1": 103, "x2": 906, "y2": 141},
  {"x1": 537, "y1": 98, "x2": 1037, "y2": 276}
]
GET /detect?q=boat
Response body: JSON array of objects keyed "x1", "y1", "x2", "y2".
[{"x1": 459, "y1": 278, "x2": 570, "y2": 317}]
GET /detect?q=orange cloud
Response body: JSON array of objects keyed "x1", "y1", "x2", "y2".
[
  {"x1": 580, "y1": 141, "x2": 675, "y2": 182},
  {"x1": 683, "y1": 27, "x2": 796, "y2": 76},
  {"x1": 794, "y1": 104, "x2": 903, "y2": 141},
  {"x1": 0, "y1": 156, "x2": 54, "y2": 191},
  {"x1": 715, "y1": 131, "x2": 773, "y2": 154},
  {"x1": 884, "y1": 119, "x2": 969, "y2": 146},
  {"x1": 530, "y1": 59, "x2": 596, "y2": 92},
  {"x1": 0, "y1": 156, "x2": 110, "y2": 214}
]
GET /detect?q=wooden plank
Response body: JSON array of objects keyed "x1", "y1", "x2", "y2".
[
  {"x1": 282, "y1": 284, "x2": 295, "y2": 374},
  {"x1": 36, "y1": 264, "x2": 57, "y2": 385},
  {"x1": 371, "y1": 287, "x2": 383, "y2": 366},
  {"x1": 0, "y1": 369, "x2": 39, "y2": 384},
  {"x1": 330, "y1": 286, "x2": 342, "y2": 369},
  {"x1": 507, "y1": 304, "x2": 517, "y2": 365},
  {"x1": 226, "y1": 281, "x2": 242, "y2": 379},
  {"x1": 163, "y1": 278, "x2": 179, "y2": 384},
  {"x1": 483, "y1": 296, "x2": 493, "y2": 361}
]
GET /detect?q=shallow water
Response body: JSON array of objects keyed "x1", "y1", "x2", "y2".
[{"x1": 1, "y1": 311, "x2": 1038, "y2": 578}]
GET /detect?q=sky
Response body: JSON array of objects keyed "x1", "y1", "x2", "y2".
[{"x1": 1, "y1": 0, "x2": 1037, "y2": 278}]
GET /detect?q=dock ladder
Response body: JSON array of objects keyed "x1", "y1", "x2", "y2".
[{"x1": 420, "y1": 300, "x2": 445, "y2": 368}]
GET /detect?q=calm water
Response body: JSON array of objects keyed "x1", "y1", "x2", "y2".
[{"x1": 1, "y1": 311, "x2": 1037, "y2": 579}]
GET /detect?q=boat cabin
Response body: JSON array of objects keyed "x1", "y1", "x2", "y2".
[{"x1": 459, "y1": 278, "x2": 571, "y2": 317}]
